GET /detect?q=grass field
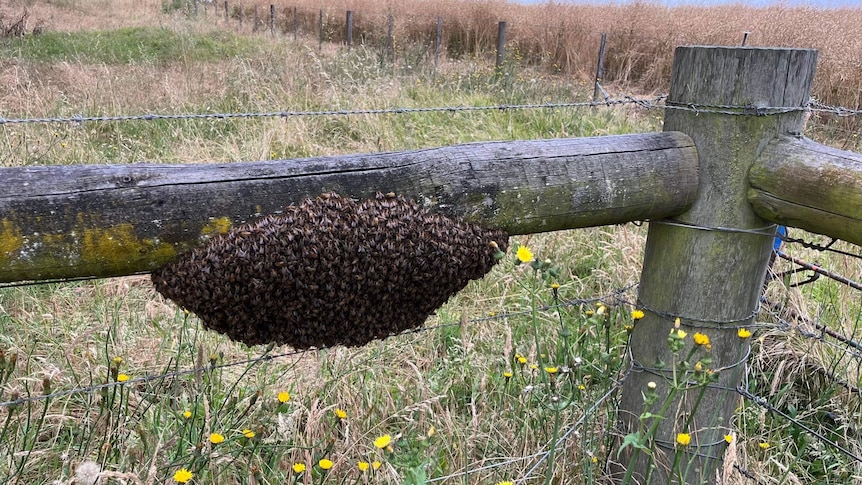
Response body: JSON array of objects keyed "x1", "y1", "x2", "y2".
[{"x1": 1, "y1": 0, "x2": 861, "y2": 484}]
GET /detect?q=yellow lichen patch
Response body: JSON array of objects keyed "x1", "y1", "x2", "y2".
[
  {"x1": 0, "y1": 219, "x2": 24, "y2": 261},
  {"x1": 201, "y1": 216, "x2": 232, "y2": 237},
  {"x1": 80, "y1": 223, "x2": 176, "y2": 270}
]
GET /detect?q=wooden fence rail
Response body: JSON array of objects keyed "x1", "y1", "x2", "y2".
[
  {"x1": 1, "y1": 45, "x2": 861, "y2": 484},
  {"x1": 0, "y1": 133, "x2": 696, "y2": 283}
]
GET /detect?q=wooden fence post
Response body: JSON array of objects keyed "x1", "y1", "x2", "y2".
[
  {"x1": 611, "y1": 46, "x2": 818, "y2": 484},
  {"x1": 293, "y1": 6, "x2": 297, "y2": 41},
  {"x1": 434, "y1": 17, "x2": 442, "y2": 72},
  {"x1": 253, "y1": 4, "x2": 259, "y2": 32},
  {"x1": 346, "y1": 10, "x2": 353, "y2": 48},
  {"x1": 495, "y1": 21, "x2": 507, "y2": 71},
  {"x1": 224, "y1": 0, "x2": 228, "y2": 22},
  {"x1": 318, "y1": 9, "x2": 323, "y2": 50},
  {"x1": 385, "y1": 14, "x2": 394, "y2": 63},
  {"x1": 270, "y1": 5, "x2": 275, "y2": 36},
  {"x1": 592, "y1": 32, "x2": 607, "y2": 104}
]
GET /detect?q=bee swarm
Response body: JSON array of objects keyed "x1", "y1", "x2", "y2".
[{"x1": 151, "y1": 192, "x2": 509, "y2": 348}]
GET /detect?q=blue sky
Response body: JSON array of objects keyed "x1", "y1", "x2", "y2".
[{"x1": 518, "y1": 0, "x2": 860, "y2": 8}]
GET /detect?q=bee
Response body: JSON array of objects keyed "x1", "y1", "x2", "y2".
[{"x1": 151, "y1": 191, "x2": 509, "y2": 349}]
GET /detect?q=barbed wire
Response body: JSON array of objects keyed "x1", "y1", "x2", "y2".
[
  {"x1": 0, "y1": 99, "x2": 640, "y2": 126},
  {"x1": 0, "y1": 93, "x2": 859, "y2": 129},
  {"x1": 734, "y1": 463, "x2": 769, "y2": 485}
]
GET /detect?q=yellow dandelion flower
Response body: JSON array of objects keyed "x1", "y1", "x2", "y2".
[
  {"x1": 112, "y1": 356, "x2": 123, "y2": 365},
  {"x1": 759, "y1": 442, "x2": 770, "y2": 450},
  {"x1": 242, "y1": 429, "x2": 255, "y2": 439},
  {"x1": 517, "y1": 356, "x2": 527, "y2": 365},
  {"x1": 335, "y1": 408, "x2": 347, "y2": 419},
  {"x1": 516, "y1": 246, "x2": 534, "y2": 263},
  {"x1": 631, "y1": 309, "x2": 645, "y2": 320},
  {"x1": 209, "y1": 433, "x2": 225, "y2": 444},
  {"x1": 674, "y1": 329, "x2": 687, "y2": 339},
  {"x1": 427, "y1": 425, "x2": 436, "y2": 437},
  {"x1": 724, "y1": 434, "x2": 733, "y2": 444},
  {"x1": 676, "y1": 433, "x2": 691, "y2": 446},
  {"x1": 591, "y1": 455, "x2": 598, "y2": 464},
  {"x1": 358, "y1": 461, "x2": 370, "y2": 472},
  {"x1": 318, "y1": 459, "x2": 333, "y2": 470},
  {"x1": 578, "y1": 384, "x2": 586, "y2": 391},
  {"x1": 117, "y1": 374, "x2": 129, "y2": 382},
  {"x1": 596, "y1": 305, "x2": 606, "y2": 316},
  {"x1": 277, "y1": 391, "x2": 290, "y2": 403},
  {"x1": 738, "y1": 328, "x2": 752, "y2": 339},
  {"x1": 372, "y1": 461, "x2": 382, "y2": 470},
  {"x1": 530, "y1": 363, "x2": 538, "y2": 370},
  {"x1": 292, "y1": 462, "x2": 306, "y2": 473},
  {"x1": 544, "y1": 367, "x2": 558, "y2": 374},
  {"x1": 503, "y1": 371, "x2": 513, "y2": 378},
  {"x1": 374, "y1": 434, "x2": 392, "y2": 449},
  {"x1": 182, "y1": 410, "x2": 192, "y2": 419},
  {"x1": 694, "y1": 361, "x2": 703, "y2": 372},
  {"x1": 173, "y1": 468, "x2": 194, "y2": 483},
  {"x1": 693, "y1": 333, "x2": 710, "y2": 346},
  {"x1": 674, "y1": 317, "x2": 681, "y2": 328},
  {"x1": 550, "y1": 283, "x2": 560, "y2": 289},
  {"x1": 496, "y1": 482, "x2": 514, "y2": 485}
]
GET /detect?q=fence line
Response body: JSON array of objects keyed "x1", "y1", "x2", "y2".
[{"x1": 1, "y1": 93, "x2": 858, "y2": 130}]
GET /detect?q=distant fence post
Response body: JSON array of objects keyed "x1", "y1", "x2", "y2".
[
  {"x1": 592, "y1": 32, "x2": 607, "y2": 105},
  {"x1": 610, "y1": 46, "x2": 818, "y2": 484},
  {"x1": 270, "y1": 5, "x2": 275, "y2": 36},
  {"x1": 293, "y1": 6, "x2": 297, "y2": 41},
  {"x1": 193, "y1": 0, "x2": 198, "y2": 17},
  {"x1": 224, "y1": 0, "x2": 228, "y2": 21},
  {"x1": 318, "y1": 9, "x2": 323, "y2": 49},
  {"x1": 253, "y1": 4, "x2": 259, "y2": 32},
  {"x1": 238, "y1": 3, "x2": 243, "y2": 27},
  {"x1": 434, "y1": 17, "x2": 442, "y2": 72},
  {"x1": 385, "y1": 14, "x2": 394, "y2": 63},
  {"x1": 346, "y1": 10, "x2": 353, "y2": 48},
  {"x1": 495, "y1": 21, "x2": 507, "y2": 72}
]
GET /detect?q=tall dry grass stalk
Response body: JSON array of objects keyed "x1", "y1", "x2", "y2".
[
  {"x1": 221, "y1": 0, "x2": 860, "y2": 108},
  {"x1": 6, "y1": 0, "x2": 861, "y2": 109}
]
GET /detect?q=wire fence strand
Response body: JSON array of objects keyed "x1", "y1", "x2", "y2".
[{"x1": 0, "y1": 93, "x2": 859, "y2": 128}]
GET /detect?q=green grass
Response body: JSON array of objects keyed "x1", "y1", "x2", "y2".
[
  {"x1": 0, "y1": 13, "x2": 861, "y2": 485},
  {"x1": 0, "y1": 27, "x2": 254, "y2": 65}
]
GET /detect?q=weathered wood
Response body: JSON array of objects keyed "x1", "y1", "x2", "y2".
[
  {"x1": 612, "y1": 47, "x2": 818, "y2": 484},
  {"x1": 0, "y1": 132, "x2": 697, "y2": 284},
  {"x1": 749, "y1": 135, "x2": 862, "y2": 246}
]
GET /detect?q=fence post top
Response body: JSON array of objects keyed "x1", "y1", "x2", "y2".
[{"x1": 675, "y1": 44, "x2": 818, "y2": 54}]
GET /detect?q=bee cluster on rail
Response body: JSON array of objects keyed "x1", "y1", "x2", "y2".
[{"x1": 151, "y1": 192, "x2": 508, "y2": 349}]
